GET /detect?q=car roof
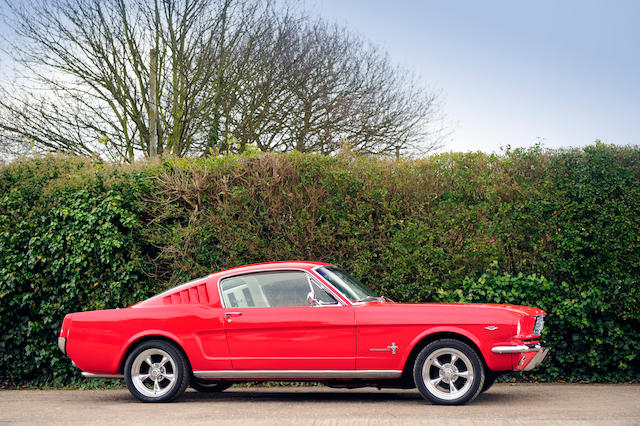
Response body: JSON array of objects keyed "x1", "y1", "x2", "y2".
[
  {"x1": 133, "y1": 261, "x2": 335, "y2": 308},
  {"x1": 210, "y1": 261, "x2": 332, "y2": 278}
]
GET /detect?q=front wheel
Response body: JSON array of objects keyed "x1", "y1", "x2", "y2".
[
  {"x1": 124, "y1": 340, "x2": 190, "y2": 402},
  {"x1": 413, "y1": 339, "x2": 484, "y2": 405}
]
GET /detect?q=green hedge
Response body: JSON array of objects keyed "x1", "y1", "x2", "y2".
[{"x1": 1, "y1": 143, "x2": 638, "y2": 386}]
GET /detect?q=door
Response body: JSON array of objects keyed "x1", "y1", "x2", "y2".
[{"x1": 220, "y1": 270, "x2": 356, "y2": 370}]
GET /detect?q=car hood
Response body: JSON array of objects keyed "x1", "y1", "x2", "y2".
[{"x1": 368, "y1": 301, "x2": 545, "y2": 317}]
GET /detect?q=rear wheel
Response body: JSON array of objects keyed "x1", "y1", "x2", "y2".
[
  {"x1": 413, "y1": 339, "x2": 484, "y2": 405},
  {"x1": 124, "y1": 340, "x2": 189, "y2": 403},
  {"x1": 191, "y1": 380, "x2": 234, "y2": 393}
]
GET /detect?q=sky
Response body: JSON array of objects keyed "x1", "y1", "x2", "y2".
[
  {"x1": 312, "y1": 0, "x2": 640, "y2": 153},
  {"x1": 0, "y1": 1, "x2": 638, "y2": 155}
]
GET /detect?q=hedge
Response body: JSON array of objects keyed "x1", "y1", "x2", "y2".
[{"x1": 0, "y1": 143, "x2": 638, "y2": 387}]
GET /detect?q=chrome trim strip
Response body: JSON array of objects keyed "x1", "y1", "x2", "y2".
[
  {"x1": 57, "y1": 337, "x2": 66, "y2": 355},
  {"x1": 492, "y1": 344, "x2": 544, "y2": 354},
  {"x1": 193, "y1": 370, "x2": 402, "y2": 379},
  {"x1": 82, "y1": 372, "x2": 124, "y2": 379}
]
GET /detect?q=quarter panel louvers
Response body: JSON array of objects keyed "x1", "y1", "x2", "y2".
[{"x1": 163, "y1": 283, "x2": 210, "y2": 305}]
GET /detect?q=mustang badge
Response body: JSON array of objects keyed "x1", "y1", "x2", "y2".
[{"x1": 370, "y1": 342, "x2": 399, "y2": 354}]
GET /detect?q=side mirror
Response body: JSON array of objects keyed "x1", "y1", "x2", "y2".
[{"x1": 306, "y1": 292, "x2": 318, "y2": 306}]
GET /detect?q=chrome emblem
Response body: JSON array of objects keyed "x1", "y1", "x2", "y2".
[
  {"x1": 485, "y1": 326, "x2": 499, "y2": 331},
  {"x1": 370, "y1": 342, "x2": 398, "y2": 354}
]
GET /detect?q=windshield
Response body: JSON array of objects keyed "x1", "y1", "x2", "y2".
[{"x1": 316, "y1": 266, "x2": 377, "y2": 302}]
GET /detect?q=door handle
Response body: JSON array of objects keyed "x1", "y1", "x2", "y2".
[{"x1": 224, "y1": 312, "x2": 243, "y2": 322}]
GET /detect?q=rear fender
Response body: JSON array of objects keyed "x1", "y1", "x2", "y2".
[{"x1": 117, "y1": 330, "x2": 187, "y2": 373}]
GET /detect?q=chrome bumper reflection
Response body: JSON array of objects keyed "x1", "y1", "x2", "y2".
[
  {"x1": 57, "y1": 337, "x2": 66, "y2": 355},
  {"x1": 492, "y1": 344, "x2": 544, "y2": 354},
  {"x1": 523, "y1": 348, "x2": 549, "y2": 371}
]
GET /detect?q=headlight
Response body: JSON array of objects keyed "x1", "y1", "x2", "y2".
[{"x1": 533, "y1": 315, "x2": 545, "y2": 335}]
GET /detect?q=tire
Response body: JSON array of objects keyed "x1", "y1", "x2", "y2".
[
  {"x1": 480, "y1": 371, "x2": 497, "y2": 393},
  {"x1": 413, "y1": 339, "x2": 484, "y2": 405},
  {"x1": 191, "y1": 380, "x2": 234, "y2": 393},
  {"x1": 124, "y1": 339, "x2": 190, "y2": 403}
]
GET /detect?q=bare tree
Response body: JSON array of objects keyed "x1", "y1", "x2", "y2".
[
  {"x1": 0, "y1": 0, "x2": 443, "y2": 161},
  {"x1": 0, "y1": 0, "x2": 267, "y2": 161},
  {"x1": 219, "y1": 14, "x2": 443, "y2": 156}
]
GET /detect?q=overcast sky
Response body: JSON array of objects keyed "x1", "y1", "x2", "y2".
[
  {"x1": 313, "y1": 0, "x2": 640, "y2": 153},
  {"x1": 1, "y1": 1, "x2": 637, "y2": 155}
]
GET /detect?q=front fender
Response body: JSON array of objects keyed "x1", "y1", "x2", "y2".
[{"x1": 403, "y1": 326, "x2": 514, "y2": 372}]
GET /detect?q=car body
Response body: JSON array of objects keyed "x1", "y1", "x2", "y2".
[{"x1": 58, "y1": 261, "x2": 549, "y2": 404}]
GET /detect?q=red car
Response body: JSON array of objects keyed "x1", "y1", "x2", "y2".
[{"x1": 58, "y1": 261, "x2": 548, "y2": 405}]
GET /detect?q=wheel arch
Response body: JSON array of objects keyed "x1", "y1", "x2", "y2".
[
  {"x1": 118, "y1": 333, "x2": 193, "y2": 375},
  {"x1": 400, "y1": 330, "x2": 487, "y2": 382}
]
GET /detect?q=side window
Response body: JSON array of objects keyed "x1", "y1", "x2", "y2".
[
  {"x1": 220, "y1": 275, "x2": 269, "y2": 308},
  {"x1": 221, "y1": 271, "x2": 335, "y2": 308},
  {"x1": 310, "y1": 278, "x2": 338, "y2": 305},
  {"x1": 260, "y1": 271, "x2": 309, "y2": 307}
]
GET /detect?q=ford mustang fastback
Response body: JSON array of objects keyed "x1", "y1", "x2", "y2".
[{"x1": 58, "y1": 261, "x2": 549, "y2": 404}]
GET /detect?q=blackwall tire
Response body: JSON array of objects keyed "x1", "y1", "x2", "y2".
[
  {"x1": 480, "y1": 371, "x2": 497, "y2": 393},
  {"x1": 413, "y1": 339, "x2": 484, "y2": 405},
  {"x1": 124, "y1": 339, "x2": 190, "y2": 403}
]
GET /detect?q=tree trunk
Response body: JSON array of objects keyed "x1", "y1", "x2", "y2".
[{"x1": 148, "y1": 48, "x2": 158, "y2": 157}]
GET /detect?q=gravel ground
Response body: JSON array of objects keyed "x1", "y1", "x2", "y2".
[{"x1": 1, "y1": 383, "x2": 639, "y2": 425}]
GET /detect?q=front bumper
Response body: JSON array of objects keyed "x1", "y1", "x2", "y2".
[
  {"x1": 521, "y1": 348, "x2": 549, "y2": 371},
  {"x1": 492, "y1": 344, "x2": 545, "y2": 354},
  {"x1": 492, "y1": 344, "x2": 549, "y2": 371}
]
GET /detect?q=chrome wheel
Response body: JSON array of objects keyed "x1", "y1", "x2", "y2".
[
  {"x1": 422, "y1": 348, "x2": 474, "y2": 400},
  {"x1": 130, "y1": 348, "x2": 177, "y2": 398},
  {"x1": 413, "y1": 339, "x2": 484, "y2": 405}
]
